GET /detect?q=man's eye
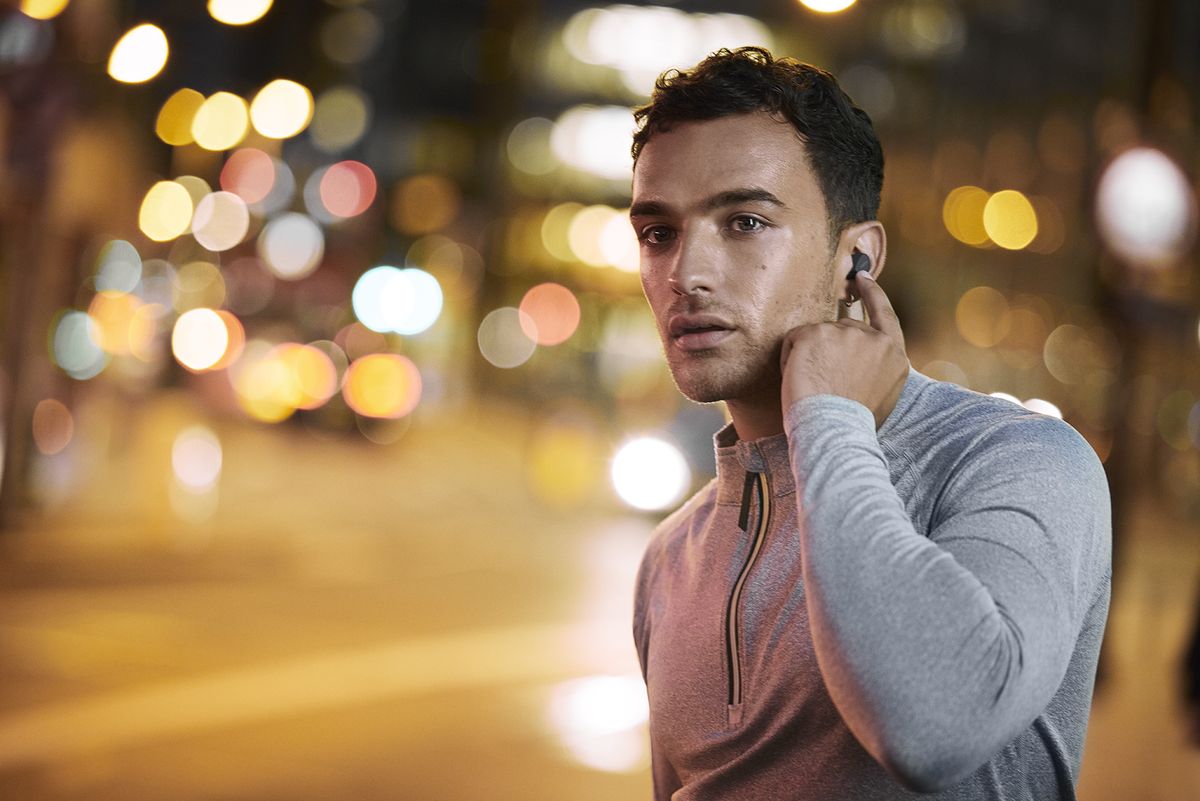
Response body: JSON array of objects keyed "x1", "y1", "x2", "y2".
[
  {"x1": 732, "y1": 216, "x2": 765, "y2": 233},
  {"x1": 639, "y1": 226, "x2": 675, "y2": 245}
]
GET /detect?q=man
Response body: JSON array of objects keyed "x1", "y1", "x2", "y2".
[{"x1": 629, "y1": 47, "x2": 1111, "y2": 800}]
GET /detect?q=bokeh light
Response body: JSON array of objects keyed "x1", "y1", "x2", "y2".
[
  {"x1": 310, "y1": 85, "x2": 371, "y2": 153},
  {"x1": 87, "y1": 290, "x2": 143, "y2": 355},
  {"x1": 611, "y1": 437, "x2": 691, "y2": 511},
  {"x1": 943, "y1": 186, "x2": 991, "y2": 246},
  {"x1": 19, "y1": 0, "x2": 70, "y2": 21},
  {"x1": 561, "y1": 6, "x2": 772, "y2": 97},
  {"x1": 95, "y1": 240, "x2": 142, "y2": 293},
  {"x1": 250, "y1": 79, "x2": 314, "y2": 139},
  {"x1": 51, "y1": 310, "x2": 108, "y2": 380},
  {"x1": 319, "y1": 160, "x2": 377, "y2": 218},
  {"x1": 507, "y1": 118, "x2": 557, "y2": 176},
  {"x1": 229, "y1": 341, "x2": 297, "y2": 423},
  {"x1": 1022, "y1": 398, "x2": 1063, "y2": 419},
  {"x1": 274, "y1": 343, "x2": 338, "y2": 410},
  {"x1": 208, "y1": 0, "x2": 274, "y2": 26},
  {"x1": 192, "y1": 91, "x2": 251, "y2": 151},
  {"x1": 546, "y1": 674, "x2": 649, "y2": 773},
  {"x1": 519, "y1": 283, "x2": 581, "y2": 346},
  {"x1": 478, "y1": 308, "x2": 538, "y2": 369},
  {"x1": 982, "y1": 190, "x2": 1038, "y2": 250},
  {"x1": 257, "y1": 213, "x2": 324, "y2": 280},
  {"x1": 955, "y1": 286, "x2": 1011, "y2": 348},
  {"x1": 220, "y1": 148, "x2": 276, "y2": 204},
  {"x1": 799, "y1": 0, "x2": 857, "y2": 12},
  {"x1": 107, "y1": 23, "x2": 169, "y2": 84},
  {"x1": 210, "y1": 310, "x2": 246, "y2": 371},
  {"x1": 352, "y1": 266, "x2": 444, "y2": 335},
  {"x1": 172, "y1": 308, "x2": 230, "y2": 372},
  {"x1": 342, "y1": 354, "x2": 422, "y2": 419},
  {"x1": 551, "y1": 106, "x2": 634, "y2": 181},
  {"x1": 32, "y1": 399, "x2": 73, "y2": 456},
  {"x1": 320, "y1": 6, "x2": 382, "y2": 66},
  {"x1": 1095, "y1": 146, "x2": 1198, "y2": 268},
  {"x1": 156, "y1": 88, "x2": 205, "y2": 146},
  {"x1": 138, "y1": 181, "x2": 194, "y2": 242},
  {"x1": 173, "y1": 261, "x2": 226, "y2": 312},
  {"x1": 192, "y1": 191, "x2": 250, "y2": 251},
  {"x1": 391, "y1": 174, "x2": 461, "y2": 235},
  {"x1": 172, "y1": 425, "x2": 222, "y2": 491}
]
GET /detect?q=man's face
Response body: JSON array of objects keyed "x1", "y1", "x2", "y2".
[{"x1": 631, "y1": 111, "x2": 840, "y2": 405}]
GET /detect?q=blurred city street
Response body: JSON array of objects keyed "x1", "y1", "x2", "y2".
[
  {"x1": 0, "y1": 388, "x2": 1195, "y2": 800},
  {"x1": 0, "y1": 388, "x2": 653, "y2": 800}
]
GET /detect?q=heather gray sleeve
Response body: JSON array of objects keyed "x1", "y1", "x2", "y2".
[{"x1": 785, "y1": 394, "x2": 1110, "y2": 793}]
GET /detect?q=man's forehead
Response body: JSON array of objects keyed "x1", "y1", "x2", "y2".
[{"x1": 631, "y1": 113, "x2": 812, "y2": 206}]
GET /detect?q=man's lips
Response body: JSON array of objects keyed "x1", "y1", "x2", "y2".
[{"x1": 668, "y1": 314, "x2": 736, "y2": 352}]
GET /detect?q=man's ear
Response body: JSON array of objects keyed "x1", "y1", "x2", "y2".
[{"x1": 835, "y1": 221, "x2": 886, "y2": 301}]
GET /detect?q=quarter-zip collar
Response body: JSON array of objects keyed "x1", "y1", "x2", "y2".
[{"x1": 713, "y1": 424, "x2": 794, "y2": 505}]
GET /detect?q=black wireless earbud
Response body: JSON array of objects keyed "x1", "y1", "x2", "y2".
[{"x1": 845, "y1": 251, "x2": 871, "y2": 281}]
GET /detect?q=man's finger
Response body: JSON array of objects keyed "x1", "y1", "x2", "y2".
[{"x1": 855, "y1": 272, "x2": 903, "y2": 343}]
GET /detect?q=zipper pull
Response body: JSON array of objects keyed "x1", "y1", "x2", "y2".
[{"x1": 737, "y1": 471, "x2": 756, "y2": 531}]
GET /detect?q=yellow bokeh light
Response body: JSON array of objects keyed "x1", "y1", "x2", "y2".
[
  {"x1": 107, "y1": 23, "x2": 169, "y2": 84},
  {"x1": 798, "y1": 0, "x2": 858, "y2": 12},
  {"x1": 172, "y1": 308, "x2": 230, "y2": 372},
  {"x1": 20, "y1": 0, "x2": 70, "y2": 21},
  {"x1": 156, "y1": 88, "x2": 205, "y2": 146},
  {"x1": 983, "y1": 189, "x2": 1038, "y2": 250},
  {"x1": 231, "y1": 347, "x2": 296, "y2": 423},
  {"x1": 343, "y1": 353, "x2": 422, "y2": 419},
  {"x1": 955, "y1": 286, "x2": 1011, "y2": 348},
  {"x1": 138, "y1": 181, "x2": 194, "y2": 242},
  {"x1": 568, "y1": 205, "x2": 620, "y2": 266},
  {"x1": 390, "y1": 174, "x2": 461, "y2": 235},
  {"x1": 208, "y1": 0, "x2": 274, "y2": 26},
  {"x1": 541, "y1": 202, "x2": 583, "y2": 262},
  {"x1": 192, "y1": 91, "x2": 250, "y2": 152},
  {"x1": 275, "y1": 343, "x2": 337, "y2": 409},
  {"x1": 942, "y1": 186, "x2": 991, "y2": 246},
  {"x1": 250, "y1": 79, "x2": 314, "y2": 139}
]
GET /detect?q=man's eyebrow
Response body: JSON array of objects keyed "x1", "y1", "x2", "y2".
[
  {"x1": 629, "y1": 200, "x2": 668, "y2": 219},
  {"x1": 629, "y1": 188, "x2": 786, "y2": 219},
  {"x1": 702, "y1": 188, "x2": 787, "y2": 211}
]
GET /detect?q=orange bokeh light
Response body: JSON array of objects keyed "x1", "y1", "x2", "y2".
[
  {"x1": 210, "y1": 310, "x2": 247, "y2": 370},
  {"x1": 519, "y1": 283, "x2": 581, "y2": 346},
  {"x1": 342, "y1": 353, "x2": 422, "y2": 419}
]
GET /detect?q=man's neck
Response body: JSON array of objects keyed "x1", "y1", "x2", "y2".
[{"x1": 725, "y1": 393, "x2": 785, "y2": 443}]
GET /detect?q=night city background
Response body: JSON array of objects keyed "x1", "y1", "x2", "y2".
[{"x1": 0, "y1": 0, "x2": 1197, "y2": 798}]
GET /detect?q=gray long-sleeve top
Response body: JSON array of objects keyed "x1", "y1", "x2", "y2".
[{"x1": 633, "y1": 366, "x2": 1112, "y2": 799}]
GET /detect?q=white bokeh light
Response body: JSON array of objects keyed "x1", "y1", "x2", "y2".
[
  {"x1": 257, "y1": 212, "x2": 324, "y2": 280},
  {"x1": 546, "y1": 674, "x2": 650, "y2": 774},
  {"x1": 172, "y1": 425, "x2": 223, "y2": 491},
  {"x1": 352, "y1": 266, "x2": 443, "y2": 336},
  {"x1": 1095, "y1": 146, "x2": 1197, "y2": 268},
  {"x1": 611, "y1": 436, "x2": 691, "y2": 511},
  {"x1": 478, "y1": 307, "x2": 537, "y2": 369},
  {"x1": 551, "y1": 105, "x2": 635, "y2": 181}
]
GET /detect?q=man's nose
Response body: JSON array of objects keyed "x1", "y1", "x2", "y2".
[{"x1": 668, "y1": 234, "x2": 718, "y2": 296}]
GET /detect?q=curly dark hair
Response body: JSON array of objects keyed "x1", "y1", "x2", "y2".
[{"x1": 632, "y1": 47, "x2": 883, "y2": 239}]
